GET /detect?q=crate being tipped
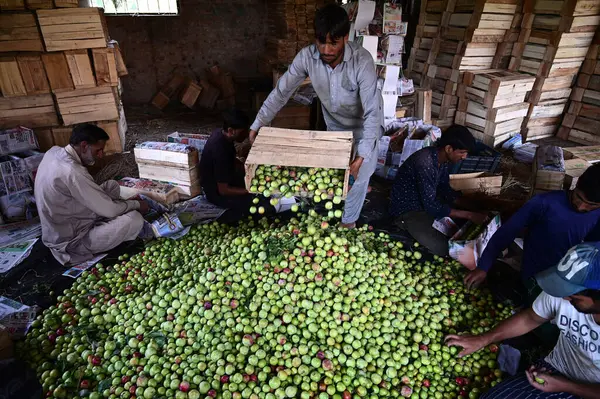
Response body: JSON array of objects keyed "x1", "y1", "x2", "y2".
[{"x1": 245, "y1": 127, "x2": 354, "y2": 201}]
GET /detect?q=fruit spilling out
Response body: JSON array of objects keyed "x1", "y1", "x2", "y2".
[
  {"x1": 19, "y1": 214, "x2": 511, "y2": 399},
  {"x1": 249, "y1": 166, "x2": 345, "y2": 205}
]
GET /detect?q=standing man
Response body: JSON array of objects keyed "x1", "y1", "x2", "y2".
[
  {"x1": 35, "y1": 124, "x2": 149, "y2": 265},
  {"x1": 464, "y1": 164, "x2": 600, "y2": 305},
  {"x1": 388, "y1": 125, "x2": 488, "y2": 256},
  {"x1": 446, "y1": 242, "x2": 600, "y2": 399},
  {"x1": 249, "y1": 4, "x2": 383, "y2": 228}
]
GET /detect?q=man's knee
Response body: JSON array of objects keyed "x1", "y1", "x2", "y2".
[{"x1": 121, "y1": 211, "x2": 144, "y2": 239}]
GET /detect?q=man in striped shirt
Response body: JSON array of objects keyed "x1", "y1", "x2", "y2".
[{"x1": 446, "y1": 242, "x2": 600, "y2": 399}]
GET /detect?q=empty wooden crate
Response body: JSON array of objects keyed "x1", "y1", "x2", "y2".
[
  {"x1": 36, "y1": 8, "x2": 109, "y2": 52},
  {"x1": 55, "y1": 87, "x2": 118, "y2": 125},
  {"x1": 0, "y1": 13, "x2": 44, "y2": 52}
]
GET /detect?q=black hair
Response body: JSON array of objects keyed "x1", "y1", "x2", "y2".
[
  {"x1": 577, "y1": 163, "x2": 600, "y2": 203},
  {"x1": 436, "y1": 124, "x2": 476, "y2": 152},
  {"x1": 222, "y1": 108, "x2": 249, "y2": 131},
  {"x1": 69, "y1": 123, "x2": 110, "y2": 146},
  {"x1": 314, "y1": 4, "x2": 350, "y2": 43}
]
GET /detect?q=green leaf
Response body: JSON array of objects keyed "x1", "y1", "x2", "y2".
[{"x1": 98, "y1": 379, "x2": 111, "y2": 392}]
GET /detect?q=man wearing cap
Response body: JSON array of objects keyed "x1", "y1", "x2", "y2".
[{"x1": 446, "y1": 242, "x2": 600, "y2": 398}]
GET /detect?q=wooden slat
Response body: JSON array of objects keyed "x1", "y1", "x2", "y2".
[
  {"x1": 55, "y1": 87, "x2": 118, "y2": 125},
  {"x1": 91, "y1": 48, "x2": 118, "y2": 87},
  {"x1": 34, "y1": 128, "x2": 54, "y2": 151},
  {"x1": 17, "y1": 54, "x2": 50, "y2": 94},
  {"x1": 25, "y1": 0, "x2": 52, "y2": 9},
  {"x1": 0, "y1": 56, "x2": 27, "y2": 97},
  {"x1": 65, "y1": 50, "x2": 95, "y2": 89},
  {"x1": 95, "y1": 121, "x2": 122, "y2": 154},
  {"x1": 0, "y1": 0, "x2": 26, "y2": 10},
  {"x1": 42, "y1": 52, "x2": 74, "y2": 92},
  {"x1": 51, "y1": 127, "x2": 71, "y2": 147},
  {"x1": 0, "y1": 13, "x2": 44, "y2": 52},
  {"x1": 53, "y1": 0, "x2": 78, "y2": 7},
  {"x1": 0, "y1": 94, "x2": 58, "y2": 128},
  {"x1": 37, "y1": 8, "x2": 108, "y2": 51}
]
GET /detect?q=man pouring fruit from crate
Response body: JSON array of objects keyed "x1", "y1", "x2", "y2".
[{"x1": 249, "y1": 4, "x2": 383, "y2": 228}]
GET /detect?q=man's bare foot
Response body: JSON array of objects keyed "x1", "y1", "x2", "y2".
[{"x1": 340, "y1": 222, "x2": 356, "y2": 229}]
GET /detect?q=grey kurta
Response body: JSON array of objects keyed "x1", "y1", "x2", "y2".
[
  {"x1": 34, "y1": 145, "x2": 144, "y2": 265},
  {"x1": 250, "y1": 42, "x2": 383, "y2": 224}
]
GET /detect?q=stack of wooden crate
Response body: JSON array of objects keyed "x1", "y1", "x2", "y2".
[
  {"x1": 456, "y1": 69, "x2": 536, "y2": 146},
  {"x1": 509, "y1": 0, "x2": 600, "y2": 140},
  {"x1": 264, "y1": 0, "x2": 327, "y2": 67},
  {"x1": 0, "y1": 5, "x2": 127, "y2": 154},
  {"x1": 557, "y1": 27, "x2": 600, "y2": 145},
  {"x1": 406, "y1": 0, "x2": 450, "y2": 87},
  {"x1": 429, "y1": 0, "x2": 523, "y2": 127}
]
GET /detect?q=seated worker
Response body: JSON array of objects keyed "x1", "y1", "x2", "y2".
[
  {"x1": 388, "y1": 124, "x2": 488, "y2": 256},
  {"x1": 35, "y1": 124, "x2": 149, "y2": 265},
  {"x1": 464, "y1": 163, "x2": 600, "y2": 304},
  {"x1": 446, "y1": 242, "x2": 600, "y2": 399},
  {"x1": 200, "y1": 108, "x2": 258, "y2": 219}
]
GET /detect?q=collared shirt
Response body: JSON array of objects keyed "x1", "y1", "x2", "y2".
[
  {"x1": 250, "y1": 42, "x2": 383, "y2": 158},
  {"x1": 389, "y1": 147, "x2": 459, "y2": 219},
  {"x1": 34, "y1": 145, "x2": 140, "y2": 264},
  {"x1": 477, "y1": 191, "x2": 600, "y2": 278}
]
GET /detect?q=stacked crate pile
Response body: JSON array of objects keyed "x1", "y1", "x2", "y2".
[
  {"x1": 557, "y1": 27, "x2": 600, "y2": 145},
  {"x1": 406, "y1": 0, "x2": 450, "y2": 87},
  {"x1": 509, "y1": 0, "x2": 600, "y2": 141},
  {"x1": 264, "y1": 0, "x2": 327, "y2": 67},
  {"x1": 428, "y1": 0, "x2": 522, "y2": 127},
  {"x1": 455, "y1": 69, "x2": 536, "y2": 146},
  {"x1": 0, "y1": 3, "x2": 127, "y2": 154}
]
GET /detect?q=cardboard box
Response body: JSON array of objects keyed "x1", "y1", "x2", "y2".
[
  {"x1": 449, "y1": 213, "x2": 501, "y2": 270},
  {"x1": 450, "y1": 172, "x2": 503, "y2": 195},
  {"x1": 167, "y1": 132, "x2": 211, "y2": 153},
  {"x1": 0, "y1": 296, "x2": 36, "y2": 338}
]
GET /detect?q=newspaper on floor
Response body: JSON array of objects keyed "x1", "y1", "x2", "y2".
[
  {"x1": 0, "y1": 218, "x2": 41, "y2": 247},
  {"x1": 0, "y1": 296, "x2": 37, "y2": 338},
  {"x1": 0, "y1": 238, "x2": 37, "y2": 274},
  {"x1": 62, "y1": 253, "x2": 107, "y2": 279},
  {"x1": 171, "y1": 195, "x2": 227, "y2": 225}
]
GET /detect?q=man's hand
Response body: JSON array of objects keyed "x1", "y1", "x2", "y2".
[
  {"x1": 249, "y1": 130, "x2": 258, "y2": 144},
  {"x1": 137, "y1": 200, "x2": 150, "y2": 215},
  {"x1": 464, "y1": 268, "x2": 487, "y2": 289},
  {"x1": 349, "y1": 157, "x2": 364, "y2": 180},
  {"x1": 444, "y1": 334, "x2": 489, "y2": 358},
  {"x1": 526, "y1": 366, "x2": 571, "y2": 393},
  {"x1": 467, "y1": 212, "x2": 489, "y2": 225}
]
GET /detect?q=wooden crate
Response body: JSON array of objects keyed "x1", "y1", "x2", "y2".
[
  {"x1": 0, "y1": 94, "x2": 58, "y2": 129},
  {"x1": 41, "y1": 52, "x2": 74, "y2": 92},
  {"x1": 0, "y1": 13, "x2": 44, "y2": 52},
  {"x1": 180, "y1": 80, "x2": 202, "y2": 109},
  {"x1": 134, "y1": 142, "x2": 200, "y2": 187},
  {"x1": 53, "y1": 0, "x2": 78, "y2": 7},
  {"x1": 64, "y1": 50, "x2": 96, "y2": 89},
  {"x1": 244, "y1": 127, "x2": 353, "y2": 198},
  {"x1": 95, "y1": 121, "x2": 122, "y2": 154},
  {"x1": 55, "y1": 87, "x2": 118, "y2": 125},
  {"x1": 25, "y1": 0, "x2": 52, "y2": 9},
  {"x1": 91, "y1": 48, "x2": 118, "y2": 87},
  {"x1": 37, "y1": 8, "x2": 109, "y2": 52},
  {"x1": 0, "y1": 56, "x2": 27, "y2": 97},
  {"x1": 34, "y1": 128, "x2": 54, "y2": 151},
  {"x1": 0, "y1": 0, "x2": 25, "y2": 10},
  {"x1": 17, "y1": 54, "x2": 50, "y2": 94}
]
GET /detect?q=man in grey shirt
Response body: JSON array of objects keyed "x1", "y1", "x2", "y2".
[{"x1": 249, "y1": 4, "x2": 383, "y2": 228}]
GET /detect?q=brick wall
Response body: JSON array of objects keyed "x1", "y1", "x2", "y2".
[{"x1": 106, "y1": 0, "x2": 268, "y2": 105}]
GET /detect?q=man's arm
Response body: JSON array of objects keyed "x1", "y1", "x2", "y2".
[
  {"x1": 69, "y1": 173, "x2": 140, "y2": 219},
  {"x1": 445, "y1": 308, "x2": 548, "y2": 357},
  {"x1": 526, "y1": 369, "x2": 600, "y2": 399},
  {"x1": 355, "y1": 52, "x2": 382, "y2": 160},
  {"x1": 250, "y1": 50, "x2": 310, "y2": 141},
  {"x1": 475, "y1": 195, "x2": 544, "y2": 272}
]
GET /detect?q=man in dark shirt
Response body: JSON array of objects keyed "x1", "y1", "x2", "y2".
[
  {"x1": 389, "y1": 125, "x2": 488, "y2": 256},
  {"x1": 200, "y1": 108, "x2": 255, "y2": 217}
]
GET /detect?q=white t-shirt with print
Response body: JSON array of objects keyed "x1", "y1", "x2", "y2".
[{"x1": 532, "y1": 292, "x2": 600, "y2": 384}]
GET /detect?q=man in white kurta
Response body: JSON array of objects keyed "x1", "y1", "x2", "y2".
[{"x1": 35, "y1": 124, "x2": 147, "y2": 265}]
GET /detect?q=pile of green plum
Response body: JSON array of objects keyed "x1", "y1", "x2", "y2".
[
  {"x1": 18, "y1": 213, "x2": 511, "y2": 399},
  {"x1": 249, "y1": 166, "x2": 346, "y2": 209}
]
